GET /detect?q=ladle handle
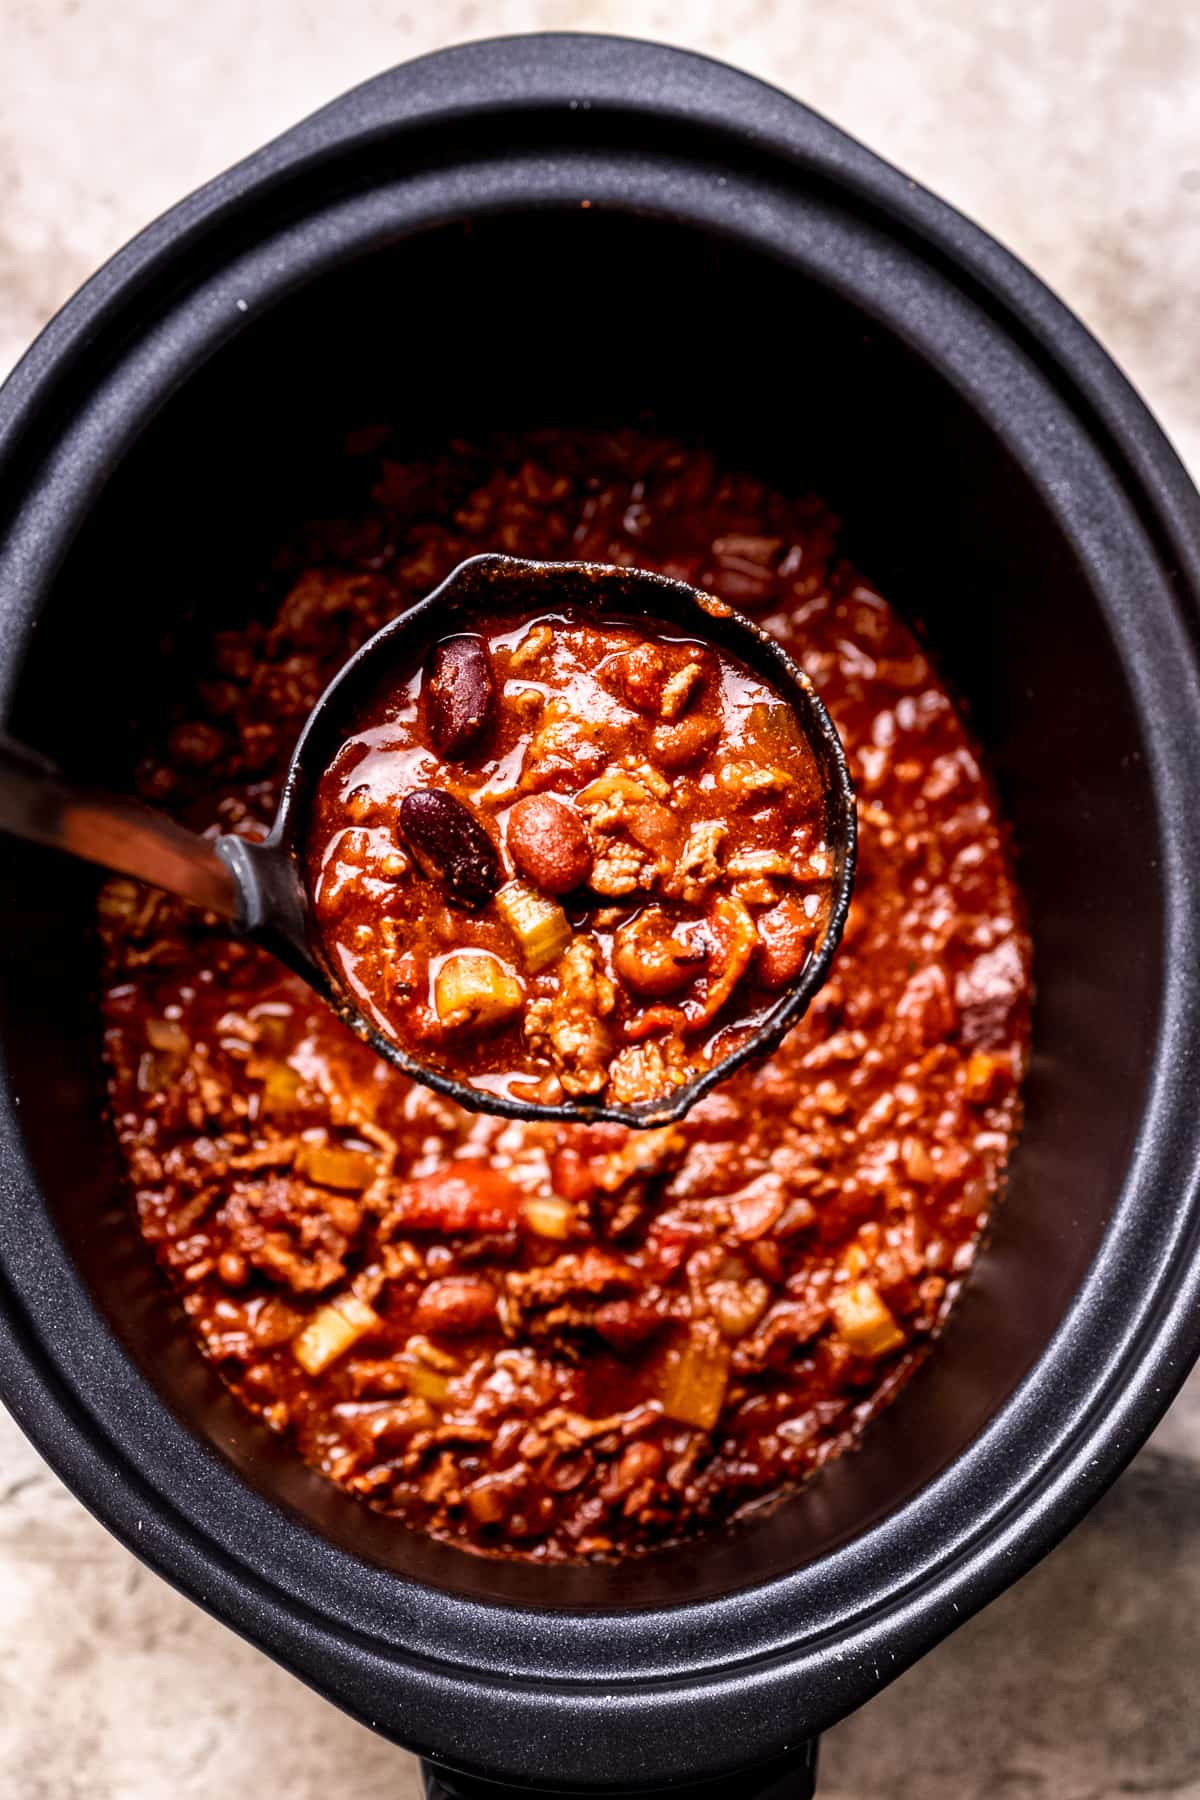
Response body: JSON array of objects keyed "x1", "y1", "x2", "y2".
[{"x1": 0, "y1": 736, "x2": 241, "y2": 919}]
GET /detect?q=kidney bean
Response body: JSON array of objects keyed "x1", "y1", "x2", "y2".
[
  {"x1": 755, "y1": 895, "x2": 816, "y2": 989},
  {"x1": 398, "y1": 788, "x2": 501, "y2": 907},
  {"x1": 411, "y1": 1275, "x2": 498, "y2": 1335},
  {"x1": 507, "y1": 794, "x2": 592, "y2": 894},
  {"x1": 592, "y1": 1296, "x2": 671, "y2": 1351},
  {"x1": 426, "y1": 635, "x2": 496, "y2": 759}
]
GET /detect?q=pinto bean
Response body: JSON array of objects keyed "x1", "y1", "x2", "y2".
[
  {"x1": 755, "y1": 895, "x2": 816, "y2": 989},
  {"x1": 605, "y1": 643, "x2": 709, "y2": 718},
  {"x1": 604, "y1": 643, "x2": 670, "y2": 715},
  {"x1": 507, "y1": 793, "x2": 592, "y2": 894},
  {"x1": 605, "y1": 1440, "x2": 664, "y2": 1498},
  {"x1": 651, "y1": 712, "x2": 721, "y2": 770},
  {"x1": 411, "y1": 1275, "x2": 499, "y2": 1335}
]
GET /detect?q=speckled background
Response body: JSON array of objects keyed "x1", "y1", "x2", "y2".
[{"x1": 2, "y1": 3, "x2": 1199, "y2": 1796}]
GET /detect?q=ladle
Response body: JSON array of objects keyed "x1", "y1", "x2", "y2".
[{"x1": 0, "y1": 554, "x2": 857, "y2": 1127}]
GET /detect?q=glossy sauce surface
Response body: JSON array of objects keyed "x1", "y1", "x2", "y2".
[
  {"x1": 99, "y1": 428, "x2": 1030, "y2": 1561},
  {"x1": 306, "y1": 606, "x2": 834, "y2": 1109}
]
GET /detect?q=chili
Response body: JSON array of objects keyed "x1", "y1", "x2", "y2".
[
  {"x1": 305, "y1": 607, "x2": 834, "y2": 1107},
  {"x1": 98, "y1": 427, "x2": 1030, "y2": 1561}
]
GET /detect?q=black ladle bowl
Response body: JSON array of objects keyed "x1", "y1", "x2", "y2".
[{"x1": 0, "y1": 553, "x2": 857, "y2": 1128}]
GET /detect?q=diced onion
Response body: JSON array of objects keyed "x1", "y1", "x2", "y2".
[
  {"x1": 292, "y1": 1293, "x2": 380, "y2": 1376},
  {"x1": 659, "y1": 1322, "x2": 731, "y2": 1430},
  {"x1": 295, "y1": 1142, "x2": 378, "y2": 1191},
  {"x1": 521, "y1": 1196, "x2": 574, "y2": 1240},
  {"x1": 830, "y1": 1281, "x2": 905, "y2": 1358},
  {"x1": 575, "y1": 771, "x2": 653, "y2": 811}
]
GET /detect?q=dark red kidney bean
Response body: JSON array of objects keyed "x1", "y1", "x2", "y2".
[
  {"x1": 398, "y1": 789, "x2": 501, "y2": 907},
  {"x1": 592, "y1": 1296, "x2": 671, "y2": 1351},
  {"x1": 506, "y1": 793, "x2": 592, "y2": 894},
  {"x1": 425, "y1": 635, "x2": 496, "y2": 759},
  {"x1": 167, "y1": 720, "x2": 225, "y2": 767}
]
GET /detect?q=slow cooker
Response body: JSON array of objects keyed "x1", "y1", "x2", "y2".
[{"x1": 1, "y1": 34, "x2": 1199, "y2": 1798}]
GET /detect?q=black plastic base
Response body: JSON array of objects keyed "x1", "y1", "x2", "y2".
[{"x1": 421, "y1": 1744, "x2": 820, "y2": 1799}]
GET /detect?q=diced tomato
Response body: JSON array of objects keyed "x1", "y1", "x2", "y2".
[
  {"x1": 550, "y1": 1147, "x2": 597, "y2": 1203},
  {"x1": 623, "y1": 1003, "x2": 686, "y2": 1043},
  {"x1": 640, "y1": 1226, "x2": 695, "y2": 1283},
  {"x1": 550, "y1": 1127, "x2": 628, "y2": 1203},
  {"x1": 392, "y1": 1164, "x2": 522, "y2": 1234}
]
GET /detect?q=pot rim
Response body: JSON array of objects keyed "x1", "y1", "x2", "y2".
[{"x1": 1, "y1": 33, "x2": 1199, "y2": 1789}]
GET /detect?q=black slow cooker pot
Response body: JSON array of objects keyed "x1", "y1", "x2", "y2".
[{"x1": 1, "y1": 34, "x2": 1200, "y2": 1800}]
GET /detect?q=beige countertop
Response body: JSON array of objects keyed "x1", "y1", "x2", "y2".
[{"x1": 2, "y1": 3, "x2": 1199, "y2": 1795}]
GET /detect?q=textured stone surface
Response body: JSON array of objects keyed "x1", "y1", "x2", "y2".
[
  {"x1": 822, "y1": 1453, "x2": 1200, "y2": 1800},
  {"x1": 2, "y1": 2, "x2": 1199, "y2": 1795}
]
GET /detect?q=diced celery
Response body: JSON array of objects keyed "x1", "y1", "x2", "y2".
[
  {"x1": 261, "y1": 1063, "x2": 304, "y2": 1114},
  {"x1": 401, "y1": 1359, "x2": 450, "y2": 1403},
  {"x1": 748, "y1": 700, "x2": 804, "y2": 751},
  {"x1": 434, "y1": 951, "x2": 524, "y2": 1031},
  {"x1": 494, "y1": 881, "x2": 572, "y2": 974}
]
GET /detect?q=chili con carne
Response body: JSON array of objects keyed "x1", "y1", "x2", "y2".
[{"x1": 98, "y1": 426, "x2": 1030, "y2": 1561}]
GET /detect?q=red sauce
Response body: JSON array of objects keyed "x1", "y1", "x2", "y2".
[{"x1": 98, "y1": 427, "x2": 1030, "y2": 1561}]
